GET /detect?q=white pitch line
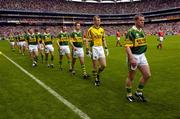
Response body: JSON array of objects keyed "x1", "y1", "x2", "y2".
[{"x1": 0, "y1": 52, "x2": 90, "y2": 119}]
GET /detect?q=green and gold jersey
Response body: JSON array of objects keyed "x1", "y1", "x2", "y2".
[
  {"x1": 35, "y1": 33, "x2": 42, "y2": 43},
  {"x1": 42, "y1": 33, "x2": 53, "y2": 45},
  {"x1": 27, "y1": 33, "x2": 38, "y2": 45},
  {"x1": 16, "y1": 34, "x2": 26, "y2": 42},
  {"x1": 71, "y1": 30, "x2": 83, "y2": 48},
  {"x1": 125, "y1": 26, "x2": 147, "y2": 54},
  {"x1": 9, "y1": 34, "x2": 15, "y2": 42},
  {"x1": 87, "y1": 25, "x2": 105, "y2": 47},
  {"x1": 57, "y1": 32, "x2": 69, "y2": 46}
]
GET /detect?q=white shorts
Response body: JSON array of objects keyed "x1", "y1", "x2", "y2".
[
  {"x1": 29, "y1": 45, "x2": 38, "y2": 53},
  {"x1": 159, "y1": 37, "x2": 164, "y2": 42},
  {"x1": 38, "y1": 43, "x2": 44, "y2": 50},
  {"x1": 127, "y1": 53, "x2": 148, "y2": 70},
  {"x1": 73, "y1": 47, "x2": 84, "y2": 58},
  {"x1": 45, "y1": 44, "x2": 54, "y2": 53},
  {"x1": 92, "y1": 46, "x2": 105, "y2": 60},
  {"x1": 10, "y1": 42, "x2": 15, "y2": 46},
  {"x1": 19, "y1": 41, "x2": 26, "y2": 47},
  {"x1": 59, "y1": 46, "x2": 70, "y2": 55},
  {"x1": 117, "y1": 37, "x2": 120, "y2": 41}
]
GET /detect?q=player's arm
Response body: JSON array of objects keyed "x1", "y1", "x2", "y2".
[
  {"x1": 85, "y1": 29, "x2": 92, "y2": 57},
  {"x1": 69, "y1": 33, "x2": 77, "y2": 50},
  {"x1": 102, "y1": 31, "x2": 109, "y2": 56},
  {"x1": 41, "y1": 35, "x2": 46, "y2": 48},
  {"x1": 56, "y1": 34, "x2": 61, "y2": 50},
  {"x1": 102, "y1": 37, "x2": 108, "y2": 49},
  {"x1": 125, "y1": 32, "x2": 137, "y2": 67},
  {"x1": 85, "y1": 29, "x2": 91, "y2": 49}
]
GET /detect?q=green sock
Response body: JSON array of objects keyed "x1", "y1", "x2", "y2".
[
  {"x1": 137, "y1": 83, "x2": 144, "y2": 92},
  {"x1": 59, "y1": 61, "x2": 62, "y2": 68},
  {"x1": 92, "y1": 70, "x2": 97, "y2": 80},
  {"x1": 41, "y1": 54, "x2": 44, "y2": 62},
  {"x1": 68, "y1": 60, "x2": 72, "y2": 69},
  {"x1": 126, "y1": 87, "x2": 132, "y2": 96},
  {"x1": 81, "y1": 65, "x2": 87, "y2": 75},
  {"x1": 51, "y1": 55, "x2": 54, "y2": 61},
  {"x1": 98, "y1": 67, "x2": 104, "y2": 74}
]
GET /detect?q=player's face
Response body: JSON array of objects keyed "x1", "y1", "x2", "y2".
[
  {"x1": 20, "y1": 31, "x2": 24, "y2": 35},
  {"x1": 29, "y1": 29, "x2": 34, "y2": 34},
  {"x1": 63, "y1": 26, "x2": 67, "y2": 32},
  {"x1": 75, "y1": 24, "x2": 80, "y2": 30},
  {"x1": 136, "y1": 17, "x2": 145, "y2": 28},
  {"x1": 94, "y1": 18, "x2": 101, "y2": 26},
  {"x1": 46, "y1": 28, "x2": 50, "y2": 33}
]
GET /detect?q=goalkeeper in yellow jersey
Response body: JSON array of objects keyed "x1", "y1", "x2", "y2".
[{"x1": 86, "y1": 16, "x2": 109, "y2": 86}]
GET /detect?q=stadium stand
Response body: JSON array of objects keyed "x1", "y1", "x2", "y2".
[{"x1": 0, "y1": 0, "x2": 180, "y2": 37}]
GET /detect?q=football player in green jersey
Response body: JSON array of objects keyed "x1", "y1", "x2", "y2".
[
  {"x1": 8, "y1": 31, "x2": 15, "y2": 51},
  {"x1": 125, "y1": 14, "x2": 151, "y2": 102},
  {"x1": 70, "y1": 22, "x2": 89, "y2": 79},
  {"x1": 42, "y1": 28, "x2": 54, "y2": 68},
  {"x1": 27, "y1": 28, "x2": 39, "y2": 67},
  {"x1": 57, "y1": 26, "x2": 72, "y2": 71},
  {"x1": 16, "y1": 31, "x2": 27, "y2": 55},
  {"x1": 35, "y1": 29, "x2": 44, "y2": 64}
]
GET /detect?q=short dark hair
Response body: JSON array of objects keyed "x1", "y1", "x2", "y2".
[
  {"x1": 75, "y1": 21, "x2": 80, "y2": 26},
  {"x1": 134, "y1": 14, "x2": 144, "y2": 21}
]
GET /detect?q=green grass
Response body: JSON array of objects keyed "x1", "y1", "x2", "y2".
[{"x1": 0, "y1": 35, "x2": 180, "y2": 119}]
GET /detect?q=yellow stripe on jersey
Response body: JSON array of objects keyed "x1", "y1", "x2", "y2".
[{"x1": 134, "y1": 38, "x2": 147, "y2": 47}]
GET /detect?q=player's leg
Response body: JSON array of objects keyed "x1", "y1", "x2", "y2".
[
  {"x1": 115, "y1": 39, "x2": 119, "y2": 47},
  {"x1": 66, "y1": 53, "x2": 72, "y2": 71},
  {"x1": 39, "y1": 44, "x2": 44, "y2": 63},
  {"x1": 18, "y1": 42, "x2": 21, "y2": 54},
  {"x1": 22, "y1": 42, "x2": 26, "y2": 55},
  {"x1": 135, "y1": 64, "x2": 151, "y2": 102},
  {"x1": 65, "y1": 46, "x2": 72, "y2": 71},
  {"x1": 10, "y1": 42, "x2": 15, "y2": 51},
  {"x1": 79, "y1": 56, "x2": 89, "y2": 79},
  {"x1": 97, "y1": 46, "x2": 106, "y2": 79},
  {"x1": 119, "y1": 37, "x2": 122, "y2": 47},
  {"x1": 20, "y1": 42, "x2": 24, "y2": 55},
  {"x1": 92, "y1": 47, "x2": 100, "y2": 86},
  {"x1": 29, "y1": 45, "x2": 35, "y2": 67},
  {"x1": 71, "y1": 50, "x2": 77, "y2": 74},
  {"x1": 33, "y1": 46, "x2": 39, "y2": 66},
  {"x1": 45, "y1": 50, "x2": 49, "y2": 67},
  {"x1": 134, "y1": 54, "x2": 151, "y2": 102},
  {"x1": 98, "y1": 57, "x2": 106, "y2": 76},
  {"x1": 59, "y1": 55, "x2": 63, "y2": 70},
  {"x1": 49, "y1": 47, "x2": 54, "y2": 68},
  {"x1": 126, "y1": 69, "x2": 136, "y2": 102},
  {"x1": 92, "y1": 59, "x2": 99, "y2": 86}
]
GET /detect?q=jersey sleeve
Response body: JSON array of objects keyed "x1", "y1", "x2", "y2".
[{"x1": 125, "y1": 30, "x2": 134, "y2": 47}]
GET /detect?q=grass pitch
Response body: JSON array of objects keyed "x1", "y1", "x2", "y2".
[{"x1": 0, "y1": 35, "x2": 180, "y2": 119}]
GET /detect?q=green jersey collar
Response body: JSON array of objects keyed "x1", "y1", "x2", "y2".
[{"x1": 132, "y1": 25, "x2": 142, "y2": 32}]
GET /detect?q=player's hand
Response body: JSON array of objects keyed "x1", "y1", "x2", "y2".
[
  {"x1": 130, "y1": 58, "x2": 137, "y2": 70},
  {"x1": 105, "y1": 48, "x2": 109, "y2": 56},
  {"x1": 73, "y1": 47, "x2": 78, "y2": 51},
  {"x1": 86, "y1": 48, "x2": 91, "y2": 57}
]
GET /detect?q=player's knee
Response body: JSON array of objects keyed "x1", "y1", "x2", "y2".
[
  {"x1": 101, "y1": 64, "x2": 106, "y2": 69},
  {"x1": 144, "y1": 72, "x2": 151, "y2": 80}
]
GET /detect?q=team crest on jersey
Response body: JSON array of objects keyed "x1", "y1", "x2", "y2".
[{"x1": 136, "y1": 33, "x2": 139, "y2": 37}]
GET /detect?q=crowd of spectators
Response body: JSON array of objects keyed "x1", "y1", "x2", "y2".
[
  {"x1": 0, "y1": 22, "x2": 179, "y2": 38},
  {"x1": 0, "y1": 0, "x2": 179, "y2": 14}
]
